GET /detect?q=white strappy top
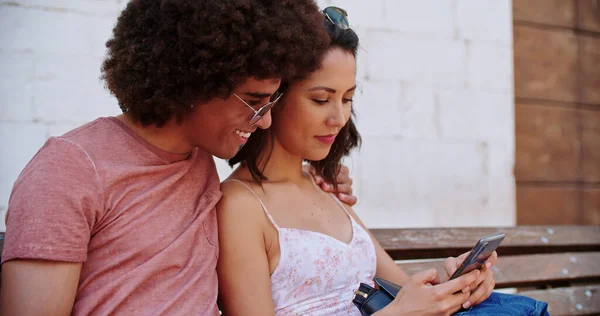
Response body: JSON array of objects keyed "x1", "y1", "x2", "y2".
[{"x1": 227, "y1": 179, "x2": 377, "y2": 316}]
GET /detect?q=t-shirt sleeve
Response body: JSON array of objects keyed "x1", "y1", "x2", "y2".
[{"x1": 2, "y1": 137, "x2": 103, "y2": 263}]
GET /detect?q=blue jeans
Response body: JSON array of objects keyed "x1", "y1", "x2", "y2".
[{"x1": 454, "y1": 292, "x2": 550, "y2": 316}]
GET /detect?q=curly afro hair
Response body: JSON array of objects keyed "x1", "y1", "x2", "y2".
[{"x1": 101, "y1": 0, "x2": 330, "y2": 127}]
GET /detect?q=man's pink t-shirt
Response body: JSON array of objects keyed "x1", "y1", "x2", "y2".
[{"x1": 2, "y1": 117, "x2": 222, "y2": 315}]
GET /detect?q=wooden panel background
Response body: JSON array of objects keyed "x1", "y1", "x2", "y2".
[
  {"x1": 517, "y1": 187, "x2": 580, "y2": 225},
  {"x1": 583, "y1": 189, "x2": 600, "y2": 225},
  {"x1": 581, "y1": 109, "x2": 600, "y2": 182},
  {"x1": 515, "y1": 104, "x2": 580, "y2": 182},
  {"x1": 579, "y1": 36, "x2": 600, "y2": 105},
  {"x1": 513, "y1": 0, "x2": 600, "y2": 225},
  {"x1": 513, "y1": 26, "x2": 578, "y2": 103},
  {"x1": 513, "y1": 0, "x2": 576, "y2": 28},
  {"x1": 577, "y1": 0, "x2": 600, "y2": 32}
]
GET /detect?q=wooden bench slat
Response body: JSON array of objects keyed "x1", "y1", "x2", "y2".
[
  {"x1": 372, "y1": 226, "x2": 600, "y2": 259},
  {"x1": 519, "y1": 285, "x2": 600, "y2": 316},
  {"x1": 397, "y1": 252, "x2": 600, "y2": 288}
]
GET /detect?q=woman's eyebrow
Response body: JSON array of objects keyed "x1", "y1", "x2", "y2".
[
  {"x1": 308, "y1": 85, "x2": 357, "y2": 93},
  {"x1": 308, "y1": 86, "x2": 336, "y2": 93}
]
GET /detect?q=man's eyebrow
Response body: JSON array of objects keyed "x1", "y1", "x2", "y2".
[{"x1": 244, "y1": 92, "x2": 272, "y2": 99}]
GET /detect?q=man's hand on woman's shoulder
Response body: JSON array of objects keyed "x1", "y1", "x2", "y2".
[{"x1": 305, "y1": 164, "x2": 357, "y2": 206}]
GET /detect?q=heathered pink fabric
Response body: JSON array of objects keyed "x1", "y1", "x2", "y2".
[{"x1": 2, "y1": 117, "x2": 222, "y2": 315}]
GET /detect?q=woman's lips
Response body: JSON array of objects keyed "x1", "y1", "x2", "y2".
[{"x1": 315, "y1": 134, "x2": 337, "y2": 144}]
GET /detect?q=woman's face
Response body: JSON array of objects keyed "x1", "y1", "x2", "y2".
[{"x1": 271, "y1": 48, "x2": 356, "y2": 161}]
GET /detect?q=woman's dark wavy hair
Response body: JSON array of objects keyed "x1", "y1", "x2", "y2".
[
  {"x1": 229, "y1": 18, "x2": 362, "y2": 190},
  {"x1": 101, "y1": 0, "x2": 329, "y2": 127}
]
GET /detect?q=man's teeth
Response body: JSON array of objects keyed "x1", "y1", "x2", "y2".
[{"x1": 235, "y1": 129, "x2": 251, "y2": 138}]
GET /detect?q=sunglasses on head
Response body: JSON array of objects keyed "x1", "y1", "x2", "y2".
[{"x1": 322, "y1": 6, "x2": 350, "y2": 30}]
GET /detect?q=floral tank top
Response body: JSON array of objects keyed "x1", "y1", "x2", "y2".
[{"x1": 228, "y1": 180, "x2": 377, "y2": 315}]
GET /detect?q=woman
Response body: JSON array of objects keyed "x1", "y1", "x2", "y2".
[{"x1": 217, "y1": 6, "x2": 548, "y2": 316}]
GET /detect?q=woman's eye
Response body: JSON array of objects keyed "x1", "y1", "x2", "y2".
[
  {"x1": 343, "y1": 98, "x2": 354, "y2": 103},
  {"x1": 312, "y1": 99, "x2": 328, "y2": 105},
  {"x1": 247, "y1": 100, "x2": 262, "y2": 106}
]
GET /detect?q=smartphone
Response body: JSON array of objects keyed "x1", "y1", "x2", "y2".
[{"x1": 449, "y1": 232, "x2": 505, "y2": 280}]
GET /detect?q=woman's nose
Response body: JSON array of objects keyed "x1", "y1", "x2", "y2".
[{"x1": 327, "y1": 103, "x2": 346, "y2": 128}]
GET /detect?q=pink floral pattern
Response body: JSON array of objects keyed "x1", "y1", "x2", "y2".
[
  {"x1": 268, "y1": 198, "x2": 377, "y2": 315},
  {"x1": 227, "y1": 180, "x2": 377, "y2": 315}
]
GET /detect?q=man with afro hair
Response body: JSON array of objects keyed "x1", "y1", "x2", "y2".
[{"x1": 1, "y1": 1, "x2": 357, "y2": 314}]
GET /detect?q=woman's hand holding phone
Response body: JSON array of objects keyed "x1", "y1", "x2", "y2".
[
  {"x1": 376, "y1": 268, "x2": 481, "y2": 316},
  {"x1": 443, "y1": 248, "x2": 499, "y2": 308},
  {"x1": 442, "y1": 232, "x2": 504, "y2": 308}
]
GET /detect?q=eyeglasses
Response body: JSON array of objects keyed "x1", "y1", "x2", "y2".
[
  {"x1": 233, "y1": 91, "x2": 283, "y2": 126},
  {"x1": 322, "y1": 6, "x2": 349, "y2": 30}
]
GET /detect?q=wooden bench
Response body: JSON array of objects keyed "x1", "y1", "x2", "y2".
[
  {"x1": 372, "y1": 226, "x2": 600, "y2": 316},
  {"x1": 1, "y1": 226, "x2": 599, "y2": 315}
]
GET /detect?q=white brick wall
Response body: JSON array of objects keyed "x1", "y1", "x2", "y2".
[
  {"x1": 0, "y1": 0, "x2": 515, "y2": 231},
  {"x1": 0, "y1": 122, "x2": 48, "y2": 217}
]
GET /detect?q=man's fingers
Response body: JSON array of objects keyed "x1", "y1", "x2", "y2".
[
  {"x1": 334, "y1": 183, "x2": 352, "y2": 196},
  {"x1": 339, "y1": 164, "x2": 350, "y2": 175},
  {"x1": 335, "y1": 172, "x2": 352, "y2": 186},
  {"x1": 320, "y1": 182, "x2": 333, "y2": 192},
  {"x1": 319, "y1": 181, "x2": 357, "y2": 207},
  {"x1": 336, "y1": 176, "x2": 352, "y2": 187},
  {"x1": 313, "y1": 175, "x2": 324, "y2": 185},
  {"x1": 307, "y1": 165, "x2": 317, "y2": 176},
  {"x1": 319, "y1": 182, "x2": 352, "y2": 193},
  {"x1": 338, "y1": 193, "x2": 357, "y2": 206},
  {"x1": 305, "y1": 165, "x2": 323, "y2": 184}
]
